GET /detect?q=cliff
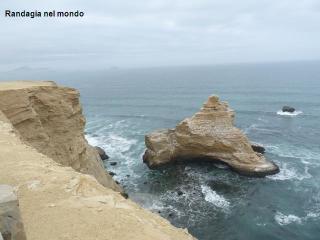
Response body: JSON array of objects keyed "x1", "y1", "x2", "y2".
[
  {"x1": 0, "y1": 81, "x2": 120, "y2": 192},
  {"x1": 0, "y1": 81, "x2": 194, "y2": 240},
  {"x1": 143, "y1": 95, "x2": 279, "y2": 177}
]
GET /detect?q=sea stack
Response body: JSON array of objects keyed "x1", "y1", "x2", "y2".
[{"x1": 143, "y1": 95, "x2": 279, "y2": 177}]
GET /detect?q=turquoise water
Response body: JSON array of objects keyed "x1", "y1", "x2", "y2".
[{"x1": 2, "y1": 61, "x2": 320, "y2": 239}]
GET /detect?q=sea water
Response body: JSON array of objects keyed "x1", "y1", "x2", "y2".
[{"x1": 2, "y1": 61, "x2": 320, "y2": 240}]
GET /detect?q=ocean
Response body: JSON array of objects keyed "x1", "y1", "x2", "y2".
[{"x1": 2, "y1": 61, "x2": 320, "y2": 239}]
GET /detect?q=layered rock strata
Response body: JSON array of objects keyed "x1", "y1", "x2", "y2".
[
  {"x1": 0, "y1": 81, "x2": 194, "y2": 240},
  {"x1": 143, "y1": 95, "x2": 279, "y2": 177},
  {"x1": 0, "y1": 81, "x2": 120, "y2": 192}
]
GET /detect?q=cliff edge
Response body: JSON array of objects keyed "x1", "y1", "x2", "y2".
[
  {"x1": 0, "y1": 81, "x2": 120, "y2": 192},
  {"x1": 0, "y1": 81, "x2": 195, "y2": 240}
]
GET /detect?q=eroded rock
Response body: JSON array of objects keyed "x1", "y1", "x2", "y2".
[
  {"x1": 143, "y1": 95, "x2": 279, "y2": 177},
  {"x1": 95, "y1": 146, "x2": 109, "y2": 160},
  {"x1": 0, "y1": 81, "x2": 121, "y2": 192}
]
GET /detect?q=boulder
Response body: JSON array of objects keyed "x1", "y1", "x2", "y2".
[
  {"x1": 177, "y1": 190, "x2": 184, "y2": 196},
  {"x1": 282, "y1": 106, "x2": 295, "y2": 113},
  {"x1": 95, "y1": 146, "x2": 109, "y2": 160},
  {"x1": 0, "y1": 185, "x2": 27, "y2": 240},
  {"x1": 251, "y1": 144, "x2": 266, "y2": 154},
  {"x1": 143, "y1": 95, "x2": 279, "y2": 177}
]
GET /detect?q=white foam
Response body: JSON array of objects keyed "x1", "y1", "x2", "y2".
[
  {"x1": 201, "y1": 185, "x2": 230, "y2": 209},
  {"x1": 275, "y1": 212, "x2": 302, "y2": 225},
  {"x1": 268, "y1": 164, "x2": 312, "y2": 181},
  {"x1": 244, "y1": 124, "x2": 280, "y2": 134},
  {"x1": 85, "y1": 135, "x2": 100, "y2": 146},
  {"x1": 306, "y1": 212, "x2": 320, "y2": 219},
  {"x1": 277, "y1": 110, "x2": 303, "y2": 116},
  {"x1": 266, "y1": 144, "x2": 320, "y2": 170}
]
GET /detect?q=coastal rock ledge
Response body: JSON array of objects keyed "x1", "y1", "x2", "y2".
[
  {"x1": 143, "y1": 95, "x2": 279, "y2": 177},
  {"x1": 0, "y1": 81, "x2": 195, "y2": 240}
]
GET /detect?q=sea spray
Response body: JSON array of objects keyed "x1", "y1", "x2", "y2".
[{"x1": 201, "y1": 185, "x2": 230, "y2": 210}]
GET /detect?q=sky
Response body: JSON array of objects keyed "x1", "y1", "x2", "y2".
[{"x1": 0, "y1": 0, "x2": 320, "y2": 71}]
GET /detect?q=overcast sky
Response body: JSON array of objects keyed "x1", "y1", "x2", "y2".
[{"x1": 0, "y1": 0, "x2": 320, "y2": 70}]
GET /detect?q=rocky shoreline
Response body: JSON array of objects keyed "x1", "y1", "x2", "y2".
[{"x1": 0, "y1": 81, "x2": 195, "y2": 240}]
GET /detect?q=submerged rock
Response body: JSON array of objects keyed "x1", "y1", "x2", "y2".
[
  {"x1": 207, "y1": 180, "x2": 241, "y2": 194},
  {"x1": 282, "y1": 106, "x2": 295, "y2": 113},
  {"x1": 177, "y1": 190, "x2": 184, "y2": 196},
  {"x1": 95, "y1": 146, "x2": 109, "y2": 160},
  {"x1": 143, "y1": 95, "x2": 279, "y2": 177}
]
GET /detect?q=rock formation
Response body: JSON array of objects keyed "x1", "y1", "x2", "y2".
[
  {"x1": 143, "y1": 95, "x2": 279, "y2": 177},
  {"x1": 251, "y1": 144, "x2": 266, "y2": 154},
  {"x1": 0, "y1": 81, "x2": 120, "y2": 192},
  {"x1": 282, "y1": 106, "x2": 295, "y2": 113},
  {"x1": 0, "y1": 185, "x2": 27, "y2": 240},
  {"x1": 95, "y1": 146, "x2": 109, "y2": 160},
  {"x1": 0, "y1": 81, "x2": 194, "y2": 240}
]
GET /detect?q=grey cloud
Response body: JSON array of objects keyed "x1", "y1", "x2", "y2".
[{"x1": 0, "y1": 0, "x2": 319, "y2": 70}]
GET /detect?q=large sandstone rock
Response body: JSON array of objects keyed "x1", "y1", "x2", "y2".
[
  {"x1": 143, "y1": 95, "x2": 279, "y2": 177},
  {"x1": 0, "y1": 81, "x2": 120, "y2": 192}
]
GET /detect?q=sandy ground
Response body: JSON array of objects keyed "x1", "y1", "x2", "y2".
[{"x1": 0, "y1": 81, "x2": 56, "y2": 90}]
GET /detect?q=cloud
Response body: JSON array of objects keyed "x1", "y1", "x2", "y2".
[{"x1": 0, "y1": 0, "x2": 319, "y2": 70}]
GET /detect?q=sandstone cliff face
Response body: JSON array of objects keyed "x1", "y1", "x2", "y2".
[
  {"x1": 0, "y1": 108, "x2": 194, "y2": 240},
  {"x1": 0, "y1": 81, "x2": 194, "y2": 240},
  {"x1": 0, "y1": 81, "x2": 120, "y2": 192},
  {"x1": 144, "y1": 95, "x2": 279, "y2": 177}
]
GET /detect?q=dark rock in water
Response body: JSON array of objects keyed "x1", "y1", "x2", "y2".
[
  {"x1": 251, "y1": 144, "x2": 265, "y2": 154},
  {"x1": 120, "y1": 192, "x2": 129, "y2": 199},
  {"x1": 282, "y1": 106, "x2": 295, "y2": 113},
  {"x1": 94, "y1": 146, "x2": 109, "y2": 160},
  {"x1": 177, "y1": 190, "x2": 184, "y2": 196},
  {"x1": 115, "y1": 180, "x2": 120, "y2": 185},
  {"x1": 158, "y1": 210, "x2": 161, "y2": 214},
  {"x1": 126, "y1": 175, "x2": 130, "y2": 177},
  {"x1": 143, "y1": 181, "x2": 147, "y2": 185},
  {"x1": 168, "y1": 212, "x2": 174, "y2": 218},
  {"x1": 108, "y1": 171, "x2": 116, "y2": 177},
  {"x1": 207, "y1": 180, "x2": 241, "y2": 194},
  {"x1": 110, "y1": 162, "x2": 117, "y2": 166},
  {"x1": 0, "y1": 185, "x2": 27, "y2": 240}
]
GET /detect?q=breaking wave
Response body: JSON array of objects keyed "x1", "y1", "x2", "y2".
[
  {"x1": 201, "y1": 185, "x2": 230, "y2": 210},
  {"x1": 267, "y1": 163, "x2": 312, "y2": 181},
  {"x1": 277, "y1": 110, "x2": 303, "y2": 116},
  {"x1": 266, "y1": 144, "x2": 320, "y2": 166},
  {"x1": 275, "y1": 211, "x2": 320, "y2": 226},
  {"x1": 275, "y1": 212, "x2": 302, "y2": 225}
]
